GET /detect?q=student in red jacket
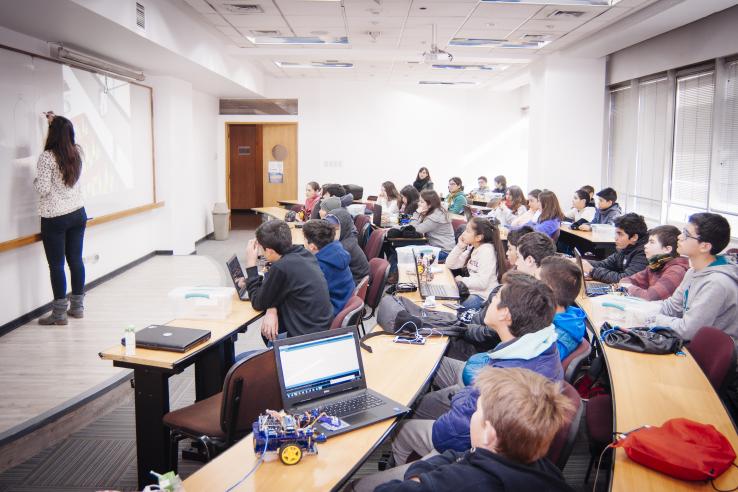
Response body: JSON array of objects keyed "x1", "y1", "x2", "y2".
[{"x1": 619, "y1": 225, "x2": 689, "y2": 300}]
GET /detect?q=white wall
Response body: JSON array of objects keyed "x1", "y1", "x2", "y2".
[
  {"x1": 608, "y1": 5, "x2": 738, "y2": 85},
  {"x1": 528, "y1": 53, "x2": 607, "y2": 202},
  {"x1": 0, "y1": 27, "x2": 220, "y2": 326},
  {"x1": 216, "y1": 79, "x2": 529, "y2": 202}
]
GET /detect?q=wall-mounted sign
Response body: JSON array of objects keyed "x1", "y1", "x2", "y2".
[
  {"x1": 238, "y1": 146, "x2": 251, "y2": 156},
  {"x1": 268, "y1": 160, "x2": 284, "y2": 184}
]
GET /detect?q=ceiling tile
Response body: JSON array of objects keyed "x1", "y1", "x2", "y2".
[
  {"x1": 460, "y1": 16, "x2": 528, "y2": 31},
  {"x1": 286, "y1": 15, "x2": 345, "y2": 28},
  {"x1": 224, "y1": 15, "x2": 290, "y2": 29},
  {"x1": 473, "y1": 3, "x2": 542, "y2": 19},
  {"x1": 274, "y1": 0, "x2": 343, "y2": 16}
]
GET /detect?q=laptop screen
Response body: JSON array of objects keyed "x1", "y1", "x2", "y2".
[
  {"x1": 226, "y1": 255, "x2": 246, "y2": 294},
  {"x1": 275, "y1": 328, "x2": 366, "y2": 408}
]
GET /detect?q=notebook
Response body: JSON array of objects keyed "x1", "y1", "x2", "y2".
[
  {"x1": 133, "y1": 325, "x2": 211, "y2": 352},
  {"x1": 412, "y1": 250, "x2": 460, "y2": 300},
  {"x1": 226, "y1": 254, "x2": 249, "y2": 301},
  {"x1": 273, "y1": 327, "x2": 410, "y2": 437},
  {"x1": 574, "y1": 248, "x2": 613, "y2": 297}
]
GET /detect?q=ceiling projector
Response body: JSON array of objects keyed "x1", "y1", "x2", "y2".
[{"x1": 423, "y1": 47, "x2": 453, "y2": 64}]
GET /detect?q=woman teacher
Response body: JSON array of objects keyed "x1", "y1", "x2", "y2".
[{"x1": 35, "y1": 113, "x2": 87, "y2": 325}]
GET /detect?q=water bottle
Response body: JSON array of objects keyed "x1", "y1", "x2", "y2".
[{"x1": 125, "y1": 324, "x2": 136, "y2": 356}]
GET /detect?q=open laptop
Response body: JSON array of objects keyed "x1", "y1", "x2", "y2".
[
  {"x1": 412, "y1": 249, "x2": 460, "y2": 300},
  {"x1": 574, "y1": 248, "x2": 613, "y2": 297},
  {"x1": 372, "y1": 203, "x2": 383, "y2": 227},
  {"x1": 273, "y1": 327, "x2": 410, "y2": 438},
  {"x1": 226, "y1": 254, "x2": 249, "y2": 301},
  {"x1": 133, "y1": 325, "x2": 211, "y2": 352}
]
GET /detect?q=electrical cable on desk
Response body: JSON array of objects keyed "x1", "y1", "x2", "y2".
[{"x1": 224, "y1": 433, "x2": 269, "y2": 492}]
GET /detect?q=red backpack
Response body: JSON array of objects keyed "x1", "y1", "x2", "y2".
[{"x1": 613, "y1": 418, "x2": 736, "y2": 482}]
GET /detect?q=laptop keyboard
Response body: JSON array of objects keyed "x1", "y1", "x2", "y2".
[
  {"x1": 319, "y1": 393, "x2": 384, "y2": 417},
  {"x1": 422, "y1": 283, "x2": 455, "y2": 298},
  {"x1": 587, "y1": 285, "x2": 612, "y2": 296}
]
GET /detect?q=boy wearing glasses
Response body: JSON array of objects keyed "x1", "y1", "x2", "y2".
[{"x1": 647, "y1": 213, "x2": 738, "y2": 347}]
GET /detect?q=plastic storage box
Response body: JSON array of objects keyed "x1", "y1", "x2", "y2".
[
  {"x1": 168, "y1": 286, "x2": 234, "y2": 319},
  {"x1": 591, "y1": 224, "x2": 616, "y2": 242},
  {"x1": 591, "y1": 294, "x2": 661, "y2": 327}
]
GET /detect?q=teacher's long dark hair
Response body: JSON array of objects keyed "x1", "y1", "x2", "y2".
[{"x1": 45, "y1": 116, "x2": 82, "y2": 187}]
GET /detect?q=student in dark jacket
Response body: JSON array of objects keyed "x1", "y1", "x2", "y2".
[
  {"x1": 310, "y1": 183, "x2": 348, "y2": 220},
  {"x1": 581, "y1": 213, "x2": 649, "y2": 284},
  {"x1": 355, "y1": 368, "x2": 574, "y2": 492},
  {"x1": 244, "y1": 220, "x2": 332, "y2": 339},
  {"x1": 580, "y1": 187, "x2": 622, "y2": 229},
  {"x1": 325, "y1": 208, "x2": 369, "y2": 285},
  {"x1": 303, "y1": 219, "x2": 355, "y2": 316}
]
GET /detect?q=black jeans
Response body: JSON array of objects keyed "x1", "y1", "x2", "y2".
[{"x1": 41, "y1": 207, "x2": 87, "y2": 300}]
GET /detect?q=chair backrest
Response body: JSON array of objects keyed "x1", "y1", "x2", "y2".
[
  {"x1": 290, "y1": 204, "x2": 303, "y2": 212},
  {"x1": 689, "y1": 326, "x2": 737, "y2": 391},
  {"x1": 562, "y1": 338, "x2": 592, "y2": 383},
  {"x1": 354, "y1": 275, "x2": 370, "y2": 301},
  {"x1": 726, "y1": 248, "x2": 738, "y2": 256},
  {"x1": 331, "y1": 296, "x2": 365, "y2": 329},
  {"x1": 365, "y1": 258, "x2": 390, "y2": 311},
  {"x1": 354, "y1": 214, "x2": 371, "y2": 247},
  {"x1": 367, "y1": 195, "x2": 378, "y2": 202},
  {"x1": 451, "y1": 218, "x2": 467, "y2": 232},
  {"x1": 343, "y1": 184, "x2": 364, "y2": 200},
  {"x1": 546, "y1": 381, "x2": 583, "y2": 470},
  {"x1": 220, "y1": 349, "x2": 281, "y2": 441},
  {"x1": 364, "y1": 228, "x2": 387, "y2": 260}
]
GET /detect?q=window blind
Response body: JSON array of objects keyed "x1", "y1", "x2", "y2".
[
  {"x1": 607, "y1": 86, "x2": 635, "y2": 197},
  {"x1": 713, "y1": 61, "x2": 738, "y2": 214},
  {"x1": 634, "y1": 77, "x2": 669, "y2": 220},
  {"x1": 671, "y1": 71, "x2": 715, "y2": 208}
]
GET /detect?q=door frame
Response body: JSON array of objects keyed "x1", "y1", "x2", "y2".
[{"x1": 225, "y1": 121, "x2": 299, "y2": 211}]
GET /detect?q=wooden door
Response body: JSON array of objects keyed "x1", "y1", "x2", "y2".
[
  {"x1": 228, "y1": 125, "x2": 262, "y2": 210},
  {"x1": 262, "y1": 124, "x2": 297, "y2": 206}
]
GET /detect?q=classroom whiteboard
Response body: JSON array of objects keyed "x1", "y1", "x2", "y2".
[{"x1": 0, "y1": 45, "x2": 155, "y2": 245}]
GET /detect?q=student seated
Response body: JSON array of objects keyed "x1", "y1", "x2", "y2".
[
  {"x1": 386, "y1": 274, "x2": 561, "y2": 465},
  {"x1": 514, "y1": 232, "x2": 556, "y2": 277},
  {"x1": 492, "y1": 175, "x2": 507, "y2": 194},
  {"x1": 494, "y1": 186, "x2": 526, "y2": 226},
  {"x1": 304, "y1": 181, "x2": 321, "y2": 217},
  {"x1": 513, "y1": 190, "x2": 564, "y2": 238},
  {"x1": 469, "y1": 176, "x2": 490, "y2": 200},
  {"x1": 446, "y1": 177, "x2": 468, "y2": 214},
  {"x1": 565, "y1": 189, "x2": 596, "y2": 228},
  {"x1": 408, "y1": 190, "x2": 456, "y2": 253},
  {"x1": 413, "y1": 166, "x2": 434, "y2": 192},
  {"x1": 578, "y1": 187, "x2": 622, "y2": 230},
  {"x1": 580, "y1": 213, "x2": 648, "y2": 284},
  {"x1": 377, "y1": 181, "x2": 402, "y2": 215},
  {"x1": 311, "y1": 183, "x2": 354, "y2": 219},
  {"x1": 244, "y1": 220, "x2": 332, "y2": 339},
  {"x1": 446, "y1": 217, "x2": 508, "y2": 310},
  {"x1": 510, "y1": 189, "x2": 541, "y2": 227},
  {"x1": 302, "y1": 219, "x2": 355, "y2": 317},
  {"x1": 581, "y1": 185, "x2": 595, "y2": 201},
  {"x1": 483, "y1": 196, "x2": 508, "y2": 225},
  {"x1": 325, "y1": 208, "x2": 370, "y2": 285},
  {"x1": 400, "y1": 185, "x2": 420, "y2": 216},
  {"x1": 647, "y1": 213, "x2": 738, "y2": 347},
  {"x1": 505, "y1": 226, "x2": 535, "y2": 269},
  {"x1": 359, "y1": 368, "x2": 574, "y2": 492},
  {"x1": 539, "y1": 257, "x2": 587, "y2": 360},
  {"x1": 619, "y1": 225, "x2": 689, "y2": 300}
]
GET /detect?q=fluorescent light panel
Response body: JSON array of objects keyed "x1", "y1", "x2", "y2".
[
  {"x1": 419, "y1": 81, "x2": 478, "y2": 86},
  {"x1": 480, "y1": 0, "x2": 611, "y2": 5},
  {"x1": 449, "y1": 38, "x2": 551, "y2": 49},
  {"x1": 431, "y1": 64, "x2": 507, "y2": 71},
  {"x1": 246, "y1": 36, "x2": 349, "y2": 45},
  {"x1": 275, "y1": 61, "x2": 353, "y2": 69}
]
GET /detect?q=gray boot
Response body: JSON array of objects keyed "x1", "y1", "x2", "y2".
[
  {"x1": 39, "y1": 299, "x2": 69, "y2": 325},
  {"x1": 68, "y1": 294, "x2": 85, "y2": 318}
]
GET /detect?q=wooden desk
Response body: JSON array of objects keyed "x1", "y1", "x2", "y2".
[
  {"x1": 559, "y1": 224, "x2": 615, "y2": 259},
  {"x1": 252, "y1": 207, "x2": 305, "y2": 244},
  {"x1": 277, "y1": 199, "x2": 368, "y2": 210},
  {"x1": 99, "y1": 294, "x2": 263, "y2": 488},
  {"x1": 577, "y1": 297, "x2": 738, "y2": 491},
  {"x1": 183, "y1": 327, "x2": 448, "y2": 492}
]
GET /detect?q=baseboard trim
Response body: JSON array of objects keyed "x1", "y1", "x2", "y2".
[{"x1": 0, "y1": 250, "x2": 166, "y2": 337}]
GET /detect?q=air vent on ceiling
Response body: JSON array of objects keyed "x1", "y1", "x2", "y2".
[
  {"x1": 251, "y1": 29, "x2": 281, "y2": 36},
  {"x1": 224, "y1": 3, "x2": 264, "y2": 14},
  {"x1": 547, "y1": 10, "x2": 586, "y2": 19},
  {"x1": 135, "y1": 2, "x2": 145, "y2": 30}
]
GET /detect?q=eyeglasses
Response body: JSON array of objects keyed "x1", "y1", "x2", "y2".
[{"x1": 681, "y1": 228, "x2": 701, "y2": 242}]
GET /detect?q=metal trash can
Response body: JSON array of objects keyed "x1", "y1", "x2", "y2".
[{"x1": 212, "y1": 202, "x2": 230, "y2": 240}]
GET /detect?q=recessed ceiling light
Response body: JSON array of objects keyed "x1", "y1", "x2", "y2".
[
  {"x1": 432, "y1": 64, "x2": 507, "y2": 71},
  {"x1": 247, "y1": 35, "x2": 349, "y2": 45},
  {"x1": 419, "y1": 81, "x2": 477, "y2": 86},
  {"x1": 274, "y1": 61, "x2": 354, "y2": 68}
]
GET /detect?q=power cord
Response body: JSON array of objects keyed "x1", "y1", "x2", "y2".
[{"x1": 225, "y1": 432, "x2": 269, "y2": 492}]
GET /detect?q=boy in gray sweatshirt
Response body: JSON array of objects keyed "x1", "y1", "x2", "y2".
[{"x1": 648, "y1": 213, "x2": 738, "y2": 348}]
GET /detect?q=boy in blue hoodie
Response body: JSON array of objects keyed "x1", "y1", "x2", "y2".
[
  {"x1": 539, "y1": 256, "x2": 587, "y2": 360},
  {"x1": 386, "y1": 273, "x2": 562, "y2": 465},
  {"x1": 303, "y1": 219, "x2": 355, "y2": 316}
]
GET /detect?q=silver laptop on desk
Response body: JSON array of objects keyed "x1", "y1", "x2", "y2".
[
  {"x1": 574, "y1": 248, "x2": 614, "y2": 297},
  {"x1": 273, "y1": 327, "x2": 410, "y2": 438},
  {"x1": 412, "y1": 250, "x2": 460, "y2": 300}
]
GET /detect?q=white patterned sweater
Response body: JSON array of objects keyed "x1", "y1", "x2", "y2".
[{"x1": 33, "y1": 150, "x2": 84, "y2": 218}]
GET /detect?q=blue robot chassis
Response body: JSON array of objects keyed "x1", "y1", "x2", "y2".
[{"x1": 253, "y1": 410, "x2": 340, "y2": 465}]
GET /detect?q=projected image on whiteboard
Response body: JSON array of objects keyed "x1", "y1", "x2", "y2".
[{"x1": 62, "y1": 65, "x2": 153, "y2": 218}]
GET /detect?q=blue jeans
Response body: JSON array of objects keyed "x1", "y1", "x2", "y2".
[
  {"x1": 235, "y1": 332, "x2": 287, "y2": 362},
  {"x1": 461, "y1": 294, "x2": 485, "y2": 310},
  {"x1": 41, "y1": 207, "x2": 87, "y2": 300}
]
